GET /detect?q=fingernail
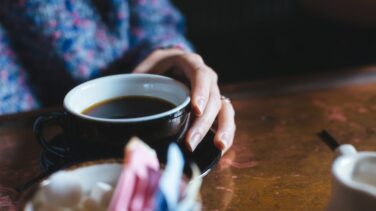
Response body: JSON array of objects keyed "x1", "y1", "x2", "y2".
[
  {"x1": 189, "y1": 132, "x2": 202, "y2": 151},
  {"x1": 196, "y1": 98, "x2": 205, "y2": 114},
  {"x1": 220, "y1": 132, "x2": 230, "y2": 150}
]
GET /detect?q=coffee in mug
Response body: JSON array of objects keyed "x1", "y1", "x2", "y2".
[{"x1": 82, "y1": 96, "x2": 175, "y2": 119}]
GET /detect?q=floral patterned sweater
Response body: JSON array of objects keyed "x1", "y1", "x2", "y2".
[{"x1": 0, "y1": 0, "x2": 192, "y2": 115}]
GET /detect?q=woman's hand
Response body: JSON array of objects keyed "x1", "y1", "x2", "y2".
[{"x1": 133, "y1": 48, "x2": 236, "y2": 154}]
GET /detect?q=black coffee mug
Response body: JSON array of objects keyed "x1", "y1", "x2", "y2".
[{"x1": 34, "y1": 74, "x2": 191, "y2": 158}]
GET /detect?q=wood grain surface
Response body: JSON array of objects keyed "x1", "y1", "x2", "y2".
[{"x1": 2, "y1": 67, "x2": 376, "y2": 210}]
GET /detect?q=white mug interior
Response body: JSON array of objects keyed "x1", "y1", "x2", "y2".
[
  {"x1": 64, "y1": 74, "x2": 190, "y2": 122},
  {"x1": 333, "y1": 153, "x2": 376, "y2": 195},
  {"x1": 23, "y1": 162, "x2": 122, "y2": 211}
]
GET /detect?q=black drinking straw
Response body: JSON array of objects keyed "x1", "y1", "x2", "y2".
[{"x1": 317, "y1": 130, "x2": 340, "y2": 151}]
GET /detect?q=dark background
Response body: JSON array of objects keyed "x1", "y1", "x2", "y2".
[{"x1": 172, "y1": 0, "x2": 376, "y2": 83}]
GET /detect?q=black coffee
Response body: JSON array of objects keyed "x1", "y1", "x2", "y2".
[{"x1": 82, "y1": 96, "x2": 175, "y2": 119}]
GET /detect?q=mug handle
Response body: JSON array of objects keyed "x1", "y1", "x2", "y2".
[{"x1": 33, "y1": 112, "x2": 68, "y2": 158}]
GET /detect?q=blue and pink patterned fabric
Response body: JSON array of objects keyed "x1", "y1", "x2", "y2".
[{"x1": 0, "y1": 0, "x2": 192, "y2": 115}]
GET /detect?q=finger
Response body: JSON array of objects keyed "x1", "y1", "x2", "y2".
[
  {"x1": 132, "y1": 48, "x2": 184, "y2": 73},
  {"x1": 186, "y1": 85, "x2": 221, "y2": 151},
  {"x1": 214, "y1": 98, "x2": 236, "y2": 154},
  {"x1": 135, "y1": 51, "x2": 216, "y2": 117},
  {"x1": 175, "y1": 54, "x2": 214, "y2": 116}
]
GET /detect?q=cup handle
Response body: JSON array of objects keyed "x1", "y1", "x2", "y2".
[
  {"x1": 33, "y1": 112, "x2": 68, "y2": 158},
  {"x1": 335, "y1": 144, "x2": 357, "y2": 157}
]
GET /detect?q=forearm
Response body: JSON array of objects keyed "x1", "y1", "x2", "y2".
[{"x1": 0, "y1": 26, "x2": 39, "y2": 114}]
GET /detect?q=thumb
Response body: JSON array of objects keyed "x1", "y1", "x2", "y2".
[
  {"x1": 132, "y1": 48, "x2": 184, "y2": 74},
  {"x1": 132, "y1": 54, "x2": 161, "y2": 74}
]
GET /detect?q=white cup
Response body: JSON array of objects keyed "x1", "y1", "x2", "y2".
[{"x1": 327, "y1": 144, "x2": 376, "y2": 211}]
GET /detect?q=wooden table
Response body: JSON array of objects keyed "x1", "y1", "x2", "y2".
[{"x1": 3, "y1": 67, "x2": 376, "y2": 210}]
